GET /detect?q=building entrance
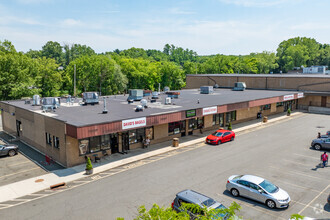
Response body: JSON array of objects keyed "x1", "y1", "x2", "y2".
[
  {"x1": 110, "y1": 133, "x2": 119, "y2": 154},
  {"x1": 122, "y1": 132, "x2": 129, "y2": 153}
]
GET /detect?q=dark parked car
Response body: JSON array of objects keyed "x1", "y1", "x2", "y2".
[
  {"x1": 311, "y1": 138, "x2": 330, "y2": 150},
  {"x1": 0, "y1": 144, "x2": 19, "y2": 157},
  {"x1": 172, "y1": 189, "x2": 229, "y2": 219},
  {"x1": 206, "y1": 129, "x2": 235, "y2": 145}
]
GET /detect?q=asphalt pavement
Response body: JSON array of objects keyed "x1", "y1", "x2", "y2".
[{"x1": 0, "y1": 111, "x2": 329, "y2": 220}]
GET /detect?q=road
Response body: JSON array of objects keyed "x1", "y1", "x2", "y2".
[{"x1": 0, "y1": 113, "x2": 329, "y2": 220}]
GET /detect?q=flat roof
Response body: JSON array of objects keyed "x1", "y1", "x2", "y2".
[
  {"x1": 187, "y1": 73, "x2": 330, "y2": 78},
  {"x1": 1, "y1": 89, "x2": 299, "y2": 127}
]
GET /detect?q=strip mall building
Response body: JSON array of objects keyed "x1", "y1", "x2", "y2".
[{"x1": 1, "y1": 73, "x2": 329, "y2": 167}]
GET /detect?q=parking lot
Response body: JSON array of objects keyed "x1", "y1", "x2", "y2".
[
  {"x1": 209, "y1": 113, "x2": 330, "y2": 219},
  {"x1": 0, "y1": 117, "x2": 62, "y2": 187}
]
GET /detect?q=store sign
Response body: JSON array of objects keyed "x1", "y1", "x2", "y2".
[
  {"x1": 186, "y1": 109, "x2": 196, "y2": 118},
  {"x1": 203, "y1": 106, "x2": 217, "y2": 116},
  {"x1": 297, "y1": 93, "x2": 304, "y2": 98},
  {"x1": 122, "y1": 117, "x2": 146, "y2": 130},
  {"x1": 283, "y1": 94, "x2": 294, "y2": 101}
]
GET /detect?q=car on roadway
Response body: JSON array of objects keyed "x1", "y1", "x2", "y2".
[
  {"x1": 205, "y1": 129, "x2": 235, "y2": 145},
  {"x1": 172, "y1": 189, "x2": 229, "y2": 219},
  {"x1": 0, "y1": 144, "x2": 19, "y2": 157},
  {"x1": 226, "y1": 174, "x2": 290, "y2": 209},
  {"x1": 311, "y1": 137, "x2": 330, "y2": 150}
]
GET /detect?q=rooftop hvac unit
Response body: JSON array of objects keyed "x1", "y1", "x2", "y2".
[
  {"x1": 128, "y1": 89, "x2": 143, "y2": 101},
  {"x1": 233, "y1": 82, "x2": 246, "y2": 91},
  {"x1": 151, "y1": 91, "x2": 159, "y2": 99},
  {"x1": 166, "y1": 91, "x2": 180, "y2": 99},
  {"x1": 83, "y1": 92, "x2": 99, "y2": 105},
  {"x1": 164, "y1": 86, "x2": 170, "y2": 93},
  {"x1": 143, "y1": 90, "x2": 152, "y2": 97},
  {"x1": 41, "y1": 97, "x2": 60, "y2": 112},
  {"x1": 200, "y1": 86, "x2": 214, "y2": 94},
  {"x1": 165, "y1": 97, "x2": 171, "y2": 105},
  {"x1": 32, "y1": 95, "x2": 41, "y2": 106}
]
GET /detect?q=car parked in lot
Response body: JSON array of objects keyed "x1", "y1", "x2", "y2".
[
  {"x1": 205, "y1": 129, "x2": 235, "y2": 145},
  {"x1": 172, "y1": 189, "x2": 229, "y2": 219},
  {"x1": 226, "y1": 174, "x2": 290, "y2": 209},
  {"x1": 0, "y1": 144, "x2": 19, "y2": 157},
  {"x1": 311, "y1": 137, "x2": 330, "y2": 150}
]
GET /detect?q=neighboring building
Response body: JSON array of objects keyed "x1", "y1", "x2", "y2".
[
  {"x1": 0, "y1": 89, "x2": 303, "y2": 167},
  {"x1": 186, "y1": 74, "x2": 330, "y2": 109}
]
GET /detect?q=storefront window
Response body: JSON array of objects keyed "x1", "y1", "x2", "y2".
[
  {"x1": 226, "y1": 111, "x2": 236, "y2": 124},
  {"x1": 197, "y1": 117, "x2": 204, "y2": 129},
  {"x1": 89, "y1": 136, "x2": 101, "y2": 153},
  {"x1": 213, "y1": 113, "x2": 224, "y2": 127},
  {"x1": 129, "y1": 130, "x2": 137, "y2": 144},
  {"x1": 276, "y1": 102, "x2": 284, "y2": 107},
  {"x1": 100, "y1": 135, "x2": 111, "y2": 150},
  {"x1": 169, "y1": 121, "x2": 185, "y2": 135},
  {"x1": 261, "y1": 104, "x2": 271, "y2": 110},
  {"x1": 188, "y1": 118, "x2": 197, "y2": 130}
]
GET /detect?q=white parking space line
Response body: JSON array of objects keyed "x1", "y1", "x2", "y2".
[
  {"x1": 8, "y1": 161, "x2": 31, "y2": 166},
  {"x1": 269, "y1": 166, "x2": 330, "y2": 181},
  {"x1": 0, "y1": 167, "x2": 40, "y2": 179},
  {"x1": 216, "y1": 193, "x2": 286, "y2": 220},
  {"x1": 298, "y1": 184, "x2": 330, "y2": 215},
  {"x1": 282, "y1": 159, "x2": 315, "y2": 168},
  {"x1": 294, "y1": 153, "x2": 319, "y2": 160},
  {"x1": 268, "y1": 178, "x2": 321, "y2": 193}
]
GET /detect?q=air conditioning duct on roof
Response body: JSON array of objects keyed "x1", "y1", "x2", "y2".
[
  {"x1": 165, "y1": 97, "x2": 171, "y2": 105},
  {"x1": 41, "y1": 97, "x2": 60, "y2": 112},
  {"x1": 200, "y1": 86, "x2": 214, "y2": 94},
  {"x1": 83, "y1": 92, "x2": 99, "y2": 105},
  {"x1": 233, "y1": 82, "x2": 246, "y2": 91}
]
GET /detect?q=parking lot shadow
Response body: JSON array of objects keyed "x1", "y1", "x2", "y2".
[{"x1": 222, "y1": 190, "x2": 287, "y2": 212}]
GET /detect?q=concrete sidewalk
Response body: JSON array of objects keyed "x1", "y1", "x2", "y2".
[{"x1": 0, "y1": 112, "x2": 304, "y2": 203}]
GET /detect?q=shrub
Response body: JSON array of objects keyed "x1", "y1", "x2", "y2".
[
  {"x1": 86, "y1": 157, "x2": 93, "y2": 170},
  {"x1": 227, "y1": 122, "x2": 232, "y2": 131},
  {"x1": 287, "y1": 108, "x2": 291, "y2": 114}
]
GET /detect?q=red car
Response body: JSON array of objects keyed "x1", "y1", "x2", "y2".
[{"x1": 205, "y1": 129, "x2": 235, "y2": 145}]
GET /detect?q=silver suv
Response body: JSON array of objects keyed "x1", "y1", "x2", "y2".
[
  {"x1": 311, "y1": 137, "x2": 330, "y2": 150},
  {"x1": 172, "y1": 189, "x2": 228, "y2": 219}
]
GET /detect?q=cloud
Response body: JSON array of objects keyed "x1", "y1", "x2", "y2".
[
  {"x1": 15, "y1": 0, "x2": 53, "y2": 4},
  {"x1": 169, "y1": 8, "x2": 195, "y2": 15},
  {"x1": 290, "y1": 22, "x2": 330, "y2": 31},
  {"x1": 219, "y1": 0, "x2": 294, "y2": 7},
  {"x1": 0, "y1": 15, "x2": 42, "y2": 25},
  {"x1": 59, "y1": 19, "x2": 82, "y2": 27}
]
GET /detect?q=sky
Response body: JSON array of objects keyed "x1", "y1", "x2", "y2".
[{"x1": 0, "y1": 0, "x2": 330, "y2": 55}]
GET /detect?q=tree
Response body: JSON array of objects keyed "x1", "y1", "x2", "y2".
[
  {"x1": 41, "y1": 41, "x2": 63, "y2": 64},
  {"x1": 118, "y1": 202, "x2": 242, "y2": 220},
  {"x1": 63, "y1": 43, "x2": 95, "y2": 66}
]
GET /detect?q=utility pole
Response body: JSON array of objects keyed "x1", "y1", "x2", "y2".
[{"x1": 74, "y1": 64, "x2": 76, "y2": 97}]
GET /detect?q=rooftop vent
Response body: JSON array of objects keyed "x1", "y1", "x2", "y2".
[
  {"x1": 213, "y1": 84, "x2": 219, "y2": 88},
  {"x1": 233, "y1": 82, "x2": 246, "y2": 91},
  {"x1": 140, "y1": 99, "x2": 148, "y2": 108},
  {"x1": 83, "y1": 92, "x2": 99, "y2": 105},
  {"x1": 32, "y1": 95, "x2": 41, "y2": 106},
  {"x1": 102, "y1": 97, "x2": 108, "y2": 114},
  {"x1": 200, "y1": 86, "x2": 214, "y2": 94},
  {"x1": 135, "y1": 105, "x2": 143, "y2": 112},
  {"x1": 41, "y1": 97, "x2": 60, "y2": 112},
  {"x1": 128, "y1": 89, "x2": 143, "y2": 101}
]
